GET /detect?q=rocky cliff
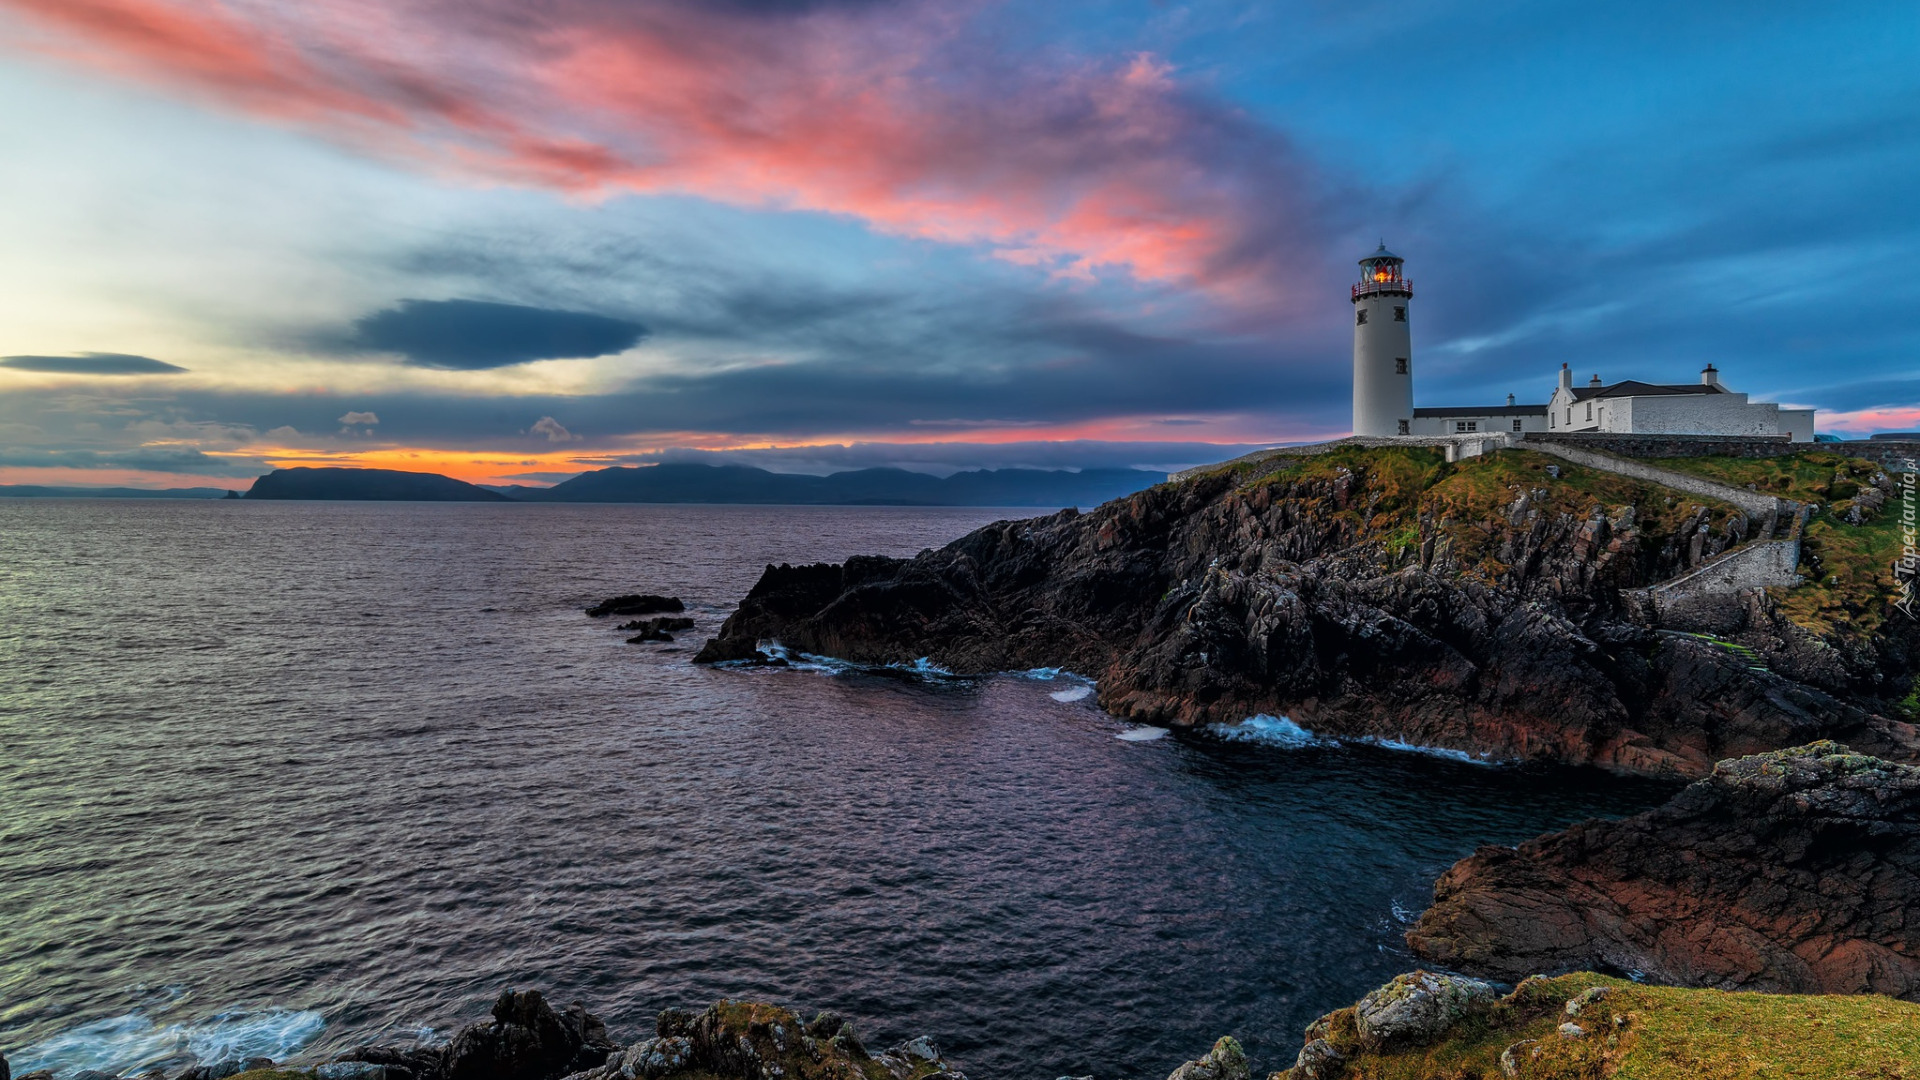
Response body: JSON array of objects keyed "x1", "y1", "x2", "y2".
[
  {"x1": 695, "y1": 447, "x2": 1919, "y2": 777},
  {"x1": 1406, "y1": 741, "x2": 1920, "y2": 999}
]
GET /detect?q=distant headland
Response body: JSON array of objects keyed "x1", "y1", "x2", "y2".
[{"x1": 229, "y1": 462, "x2": 1168, "y2": 506}]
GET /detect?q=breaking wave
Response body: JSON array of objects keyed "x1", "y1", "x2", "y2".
[{"x1": 12, "y1": 1006, "x2": 326, "y2": 1079}]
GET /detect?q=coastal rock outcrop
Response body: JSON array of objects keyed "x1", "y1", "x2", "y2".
[
  {"x1": 325, "y1": 995, "x2": 964, "y2": 1080},
  {"x1": 1163, "y1": 1036, "x2": 1247, "y2": 1080},
  {"x1": 694, "y1": 448, "x2": 1919, "y2": 776},
  {"x1": 438, "y1": 991, "x2": 615, "y2": 1080},
  {"x1": 1407, "y1": 742, "x2": 1920, "y2": 998}
]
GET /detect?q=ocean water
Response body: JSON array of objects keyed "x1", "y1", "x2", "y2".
[{"x1": 0, "y1": 500, "x2": 1676, "y2": 1080}]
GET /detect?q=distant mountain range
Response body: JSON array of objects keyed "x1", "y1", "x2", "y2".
[
  {"x1": 0, "y1": 484, "x2": 234, "y2": 498},
  {"x1": 1, "y1": 463, "x2": 1170, "y2": 506},
  {"x1": 214, "y1": 463, "x2": 1166, "y2": 506},
  {"x1": 488, "y1": 463, "x2": 1167, "y2": 506}
]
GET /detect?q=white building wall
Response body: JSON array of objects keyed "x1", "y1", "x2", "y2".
[
  {"x1": 1618, "y1": 394, "x2": 1782, "y2": 436},
  {"x1": 1779, "y1": 409, "x2": 1815, "y2": 443},
  {"x1": 1352, "y1": 293, "x2": 1413, "y2": 436},
  {"x1": 1410, "y1": 413, "x2": 1548, "y2": 436}
]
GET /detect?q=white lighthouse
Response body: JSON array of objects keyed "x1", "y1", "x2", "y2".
[{"x1": 1351, "y1": 243, "x2": 1414, "y2": 436}]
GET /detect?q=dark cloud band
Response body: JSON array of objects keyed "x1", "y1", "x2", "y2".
[
  {"x1": 347, "y1": 299, "x2": 649, "y2": 369},
  {"x1": 1, "y1": 353, "x2": 186, "y2": 375}
]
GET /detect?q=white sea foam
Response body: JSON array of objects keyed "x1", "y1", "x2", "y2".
[
  {"x1": 1355, "y1": 736, "x2": 1500, "y2": 766},
  {"x1": 1204, "y1": 714, "x2": 1320, "y2": 748},
  {"x1": 1048, "y1": 685, "x2": 1093, "y2": 703},
  {"x1": 13, "y1": 1007, "x2": 326, "y2": 1079},
  {"x1": 1115, "y1": 726, "x2": 1168, "y2": 741}
]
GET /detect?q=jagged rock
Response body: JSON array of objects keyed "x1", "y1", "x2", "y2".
[
  {"x1": 328, "y1": 1044, "x2": 440, "y2": 1080},
  {"x1": 1408, "y1": 742, "x2": 1920, "y2": 998},
  {"x1": 586, "y1": 595, "x2": 684, "y2": 618},
  {"x1": 689, "y1": 636, "x2": 783, "y2": 665},
  {"x1": 1165, "y1": 1036, "x2": 1248, "y2": 1080},
  {"x1": 1289, "y1": 1039, "x2": 1343, "y2": 1080},
  {"x1": 692, "y1": 453, "x2": 1918, "y2": 777},
  {"x1": 571, "y1": 1000, "x2": 960, "y2": 1080},
  {"x1": 440, "y1": 990, "x2": 615, "y2": 1080},
  {"x1": 1352, "y1": 972, "x2": 1497, "y2": 1050},
  {"x1": 619, "y1": 617, "x2": 695, "y2": 641},
  {"x1": 894, "y1": 1037, "x2": 939, "y2": 1062},
  {"x1": 803, "y1": 1012, "x2": 845, "y2": 1039},
  {"x1": 316, "y1": 1065, "x2": 388, "y2": 1080}
]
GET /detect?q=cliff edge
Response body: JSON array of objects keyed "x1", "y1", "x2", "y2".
[
  {"x1": 695, "y1": 446, "x2": 1918, "y2": 777},
  {"x1": 1407, "y1": 741, "x2": 1920, "y2": 999}
]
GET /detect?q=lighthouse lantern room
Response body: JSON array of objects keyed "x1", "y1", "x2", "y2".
[{"x1": 1351, "y1": 243, "x2": 1414, "y2": 436}]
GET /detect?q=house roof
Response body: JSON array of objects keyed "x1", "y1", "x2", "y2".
[
  {"x1": 1413, "y1": 404, "x2": 1548, "y2": 417},
  {"x1": 1569, "y1": 380, "x2": 1724, "y2": 401}
]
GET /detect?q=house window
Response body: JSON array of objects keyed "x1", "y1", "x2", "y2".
[
  {"x1": 1393, "y1": 306, "x2": 1407, "y2": 322},
  {"x1": 1395, "y1": 357, "x2": 1408, "y2": 374},
  {"x1": 1586, "y1": 402, "x2": 1593, "y2": 420},
  {"x1": 1512, "y1": 419, "x2": 1523, "y2": 431},
  {"x1": 1566, "y1": 408, "x2": 1572, "y2": 424},
  {"x1": 1455, "y1": 420, "x2": 1478, "y2": 433},
  {"x1": 1356, "y1": 309, "x2": 1368, "y2": 325},
  {"x1": 1397, "y1": 419, "x2": 1410, "y2": 435}
]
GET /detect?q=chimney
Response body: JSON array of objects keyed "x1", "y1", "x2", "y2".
[
  {"x1": 1589, "y1": 373, "x2": 1603, "y2": 388},
  {"x1": 1701, "y1": 363, "x2": 1721, "y2": 388},
  {"x1": 1507, "y1": 393, "x2": 1516, "y2": 406},
  {"x1": 1559, "y1": 363, "x2": 1573, "y2": 391}
]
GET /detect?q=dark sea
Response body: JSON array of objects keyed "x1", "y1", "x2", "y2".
[{"x1": 0, "y1": 500, "x2": 1675, "y2": 1080}]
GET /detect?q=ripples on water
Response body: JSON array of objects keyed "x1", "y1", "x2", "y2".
[{"x1": 0, "y1": 501, "x2": 1676, "y2": 1079}]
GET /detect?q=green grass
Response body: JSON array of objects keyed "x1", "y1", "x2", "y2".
[
  {"x1": 1645, "y1": 453, "x2": 1906, "y2": 636},
  {"x1": 1282, "y1": 973, "x2": 1920, "y2": 1080},
  {"x1": 1225, "y1": 447, "x2": 1746, "y2": 587}
]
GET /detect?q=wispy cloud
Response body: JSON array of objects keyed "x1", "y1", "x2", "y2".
[{"x1": 0, "y1": 0, "x2": 1340, "y2": 304}]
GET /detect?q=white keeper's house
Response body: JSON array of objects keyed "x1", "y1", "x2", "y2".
[{"x1": 1348, "y1": 244, "x2": 1814, "y2": 442}]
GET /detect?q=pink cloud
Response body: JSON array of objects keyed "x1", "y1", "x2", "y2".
[
  {"x1": 1816, "y1": 405, "x2": 1920, "y2": 436},
  {"x1": 0, "y1": 0, "x2": 1332, "y2": 302}
]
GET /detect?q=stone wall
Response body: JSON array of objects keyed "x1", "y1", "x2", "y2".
[
  {"x1": 1523, "y1": 432, "x2": 1920, "y2": 472},
  {"x1": 1633, "y1": 540, "x2": 1803, "y2": 631},
  {"x1": 1524, "y1": 432, "x2": 1800, "y2": 459}
]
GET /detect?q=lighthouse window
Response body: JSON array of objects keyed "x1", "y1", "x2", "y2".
[
  {"x1": 1393, "y1": 306, "x2": 1407, "y2": 322},
  {"x1": 1356, "y1": 309, "x2": 1368, "y2": 326},
  {"x1": 1395, "y1": 357, "x2": 1408, "y2": 374},
  {"x1": 1397, "y1": 420, "x2": 1410, "y2": 435}
]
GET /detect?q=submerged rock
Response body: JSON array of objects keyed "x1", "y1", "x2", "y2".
[
  {"x1": 1408, "y1": 742, "x2": 1920, "y2": 998},
  {"x1": 586, "y1": 595, "x2": 684, "y2": 618}
]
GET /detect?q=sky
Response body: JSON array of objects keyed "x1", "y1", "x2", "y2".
[{"x1": 0, "y1": 0, "x2": 1915, "y2": 488}]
